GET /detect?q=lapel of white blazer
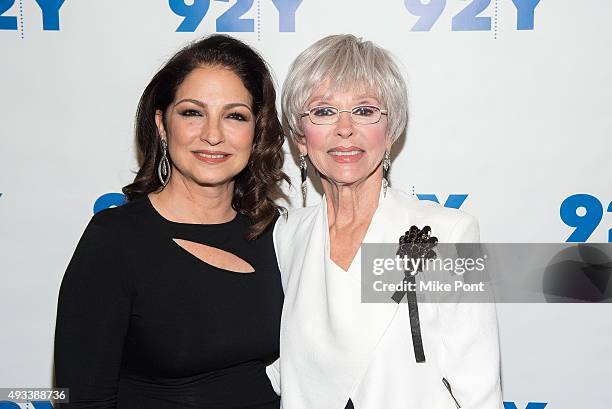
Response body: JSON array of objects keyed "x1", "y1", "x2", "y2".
[{"x1": 281, "y1": 188, "x2": 409, "y2": 409}]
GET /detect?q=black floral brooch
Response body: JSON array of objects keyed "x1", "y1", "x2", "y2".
[{"x1": 396, "y1": 225, "x2": 438, "y2": 265}]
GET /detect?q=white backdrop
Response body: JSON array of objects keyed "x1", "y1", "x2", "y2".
[{"x1": 1, "y1": 1, "x2": 611, "y2": 408}]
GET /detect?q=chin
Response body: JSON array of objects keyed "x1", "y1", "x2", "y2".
[
  {"x1": 193, "y1": 165, "x2": 246, "y2": 184},
  {"x1": 191, "y1": 172, "x2": 235, "y2": 187},
  {"x1": 195, "y1": 179, "x2": 234, "y2": 188},
  {"x1": 324, "y1": 173, "x2": 365, "y2": 186},
  {"x1": 324, "y1": 166, "x2": 381, "y2": 187}
]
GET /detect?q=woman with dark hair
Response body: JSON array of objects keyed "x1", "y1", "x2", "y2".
[{"x1": 54, "y1": 35, "x2": 287, "y2": 409}]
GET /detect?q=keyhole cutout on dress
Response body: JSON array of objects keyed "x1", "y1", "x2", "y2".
[{"x1": 173, "y1": 239, "x2": 255, "y2": 273}]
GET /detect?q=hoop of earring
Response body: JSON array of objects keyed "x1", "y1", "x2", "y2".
[
  {"x1": 299, "y1": 153, "x2": 308, "y2": 207},
  {"x1": 158, "y1": 138, "x2": 171, "y2": 187},
  {"x1": 382, "y1": 150, "x2": 390, "y2": 197}
]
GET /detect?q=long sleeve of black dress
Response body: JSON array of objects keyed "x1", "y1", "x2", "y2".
[{"x1": 54, "y1": 197, "x2": 283, "y2": 409}]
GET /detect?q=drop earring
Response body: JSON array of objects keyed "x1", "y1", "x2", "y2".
[
  {"x1": 158, "y1": 138, "x2": 171, "y2": 187},
  {"x1": 299, "y1": 153, "x2": 308, "y2": 206},
  {"x1": 382, "y1": 150, "x2": 390, "y2": 197}
]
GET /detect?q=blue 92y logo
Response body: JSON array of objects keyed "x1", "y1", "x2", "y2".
[
  {"x1": 93, "y1": 193, "x2": 127, "y2": 214},
  {"x1": 0, "y1": 0, "x2": 66, "y2": 31},
  {"x1": 0, "y1": 402, "x2": 54, "y2": 408},
  {"x1": 417, "y1": 194, "x2": 468, "y2": 209},
  {"x1": 169, "y1": 0, "x2": 303, "y2": 33},
  {"x1": 561, "y1": 194, "x2": 612, "y2": 242},
  {"x1": 404, "y1": 0, "x2": 542, "y2": 31},
  {"x1": 503, "y1": 403, "x2": 547, "y2": 409}
]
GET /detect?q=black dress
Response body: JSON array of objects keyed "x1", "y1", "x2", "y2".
[{"x1": 54, "y1": 196, "x2": 283, "y2": 409}]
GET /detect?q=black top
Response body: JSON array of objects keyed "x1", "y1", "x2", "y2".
[{"x1": 54, "y1": 197, "x2": 283, "y2": 409}]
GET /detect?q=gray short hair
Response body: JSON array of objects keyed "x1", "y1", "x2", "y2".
[{"x1": 281, "y1": 34, "x2": 409, "y2": 145}]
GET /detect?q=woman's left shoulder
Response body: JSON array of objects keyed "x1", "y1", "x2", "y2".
[{"x1": 386, "y1": 187, "x2": 480, "y2": 242}]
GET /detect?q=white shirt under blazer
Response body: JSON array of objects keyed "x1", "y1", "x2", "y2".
[{"x1": 267, "y1": 186, "x2": 503, "y2": 409}]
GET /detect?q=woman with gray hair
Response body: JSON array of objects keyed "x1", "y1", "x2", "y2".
[{"x1": 266, "y1": 35, "x2": 503, "y2": 409}]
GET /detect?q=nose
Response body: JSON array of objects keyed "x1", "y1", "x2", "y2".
[
  {"x1": 201, "y1": 117, "x2": 224, "y2": 146},
  {"x1": 335, "y1": 111, "x2": 354, "y2": 139}
]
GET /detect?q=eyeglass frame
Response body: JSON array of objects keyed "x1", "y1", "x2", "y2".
[{"x1": 300, "y1": 105, "x2": 388, "y2": 125}]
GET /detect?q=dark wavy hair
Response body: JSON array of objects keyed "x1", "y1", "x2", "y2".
[{"x1": 122, "y1": 34, "x2": 288, "y2": 240}]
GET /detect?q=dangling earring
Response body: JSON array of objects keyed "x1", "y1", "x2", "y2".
[
  {"x1": 158, "y1": 138, "x2": 171, "y2": 187},
  {"x1": 299, "y1": 153, "x2": 308, "y2": 207},
  {"x1": 382, "y1": 150, "x2": 390, "y2": 197}
]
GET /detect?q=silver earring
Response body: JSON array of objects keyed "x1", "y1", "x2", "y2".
[
  {"x1": 382, "y1": 150, "x2": 390, "y2": 197},
  {"x1": 299, "y1": 153, "x2": 308, "y2": 206},
  {"x1": 158, "y1": 138, "x2": 171, "y2": 187}
]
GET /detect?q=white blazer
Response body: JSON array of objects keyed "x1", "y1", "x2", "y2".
[{"x1": 267, "y1": 187, "x2": 503, "y2": 409}]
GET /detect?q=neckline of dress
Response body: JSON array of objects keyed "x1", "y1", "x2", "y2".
[
  {"x1": 144, "y1": 194, "x2": 242, "y2": 228},
  {"x1": 323, "y1": 184, "x2": 387, "y2": 273}
]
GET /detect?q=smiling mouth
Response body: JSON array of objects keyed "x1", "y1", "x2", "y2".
[
  {"x1": 328, "y1": 150, "x2": 364, "y2": 156},
  {"x1": 192, "y1": 151, "x2": 232, "y2": 163},
  {"x1": 195, "y1": 152, "x2": 228, "y2": 159},
  {"x1": 327, "y1": 148, "x2": 365, "y2": 163}
]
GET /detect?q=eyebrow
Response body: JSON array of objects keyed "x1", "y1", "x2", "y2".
[
  {"x1": 306, "y1": 99, "x2": 380, "y2": 108},
  {"x1": 174, "y1": 99, "x2": 252, "y2": 112},
  {"x1": 306, "y1": 91, "x2": 380, "y2": 104}
]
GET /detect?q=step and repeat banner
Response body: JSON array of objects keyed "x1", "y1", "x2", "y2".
[{"x1": 1, "y1": 1, "x2": 611, "y2": 408}]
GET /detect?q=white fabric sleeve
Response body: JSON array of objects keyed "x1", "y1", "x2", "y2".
[
  {"x1": 438, "y1": 215, "x2": 504, "y2": 409},
  {"x1": 266, "y1": 358, "x2": 281, "y2": 396}
]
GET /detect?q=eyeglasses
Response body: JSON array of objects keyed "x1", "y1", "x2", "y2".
[{"x1": 301, "y1": 105, "x2": 388, "y2": 125}]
